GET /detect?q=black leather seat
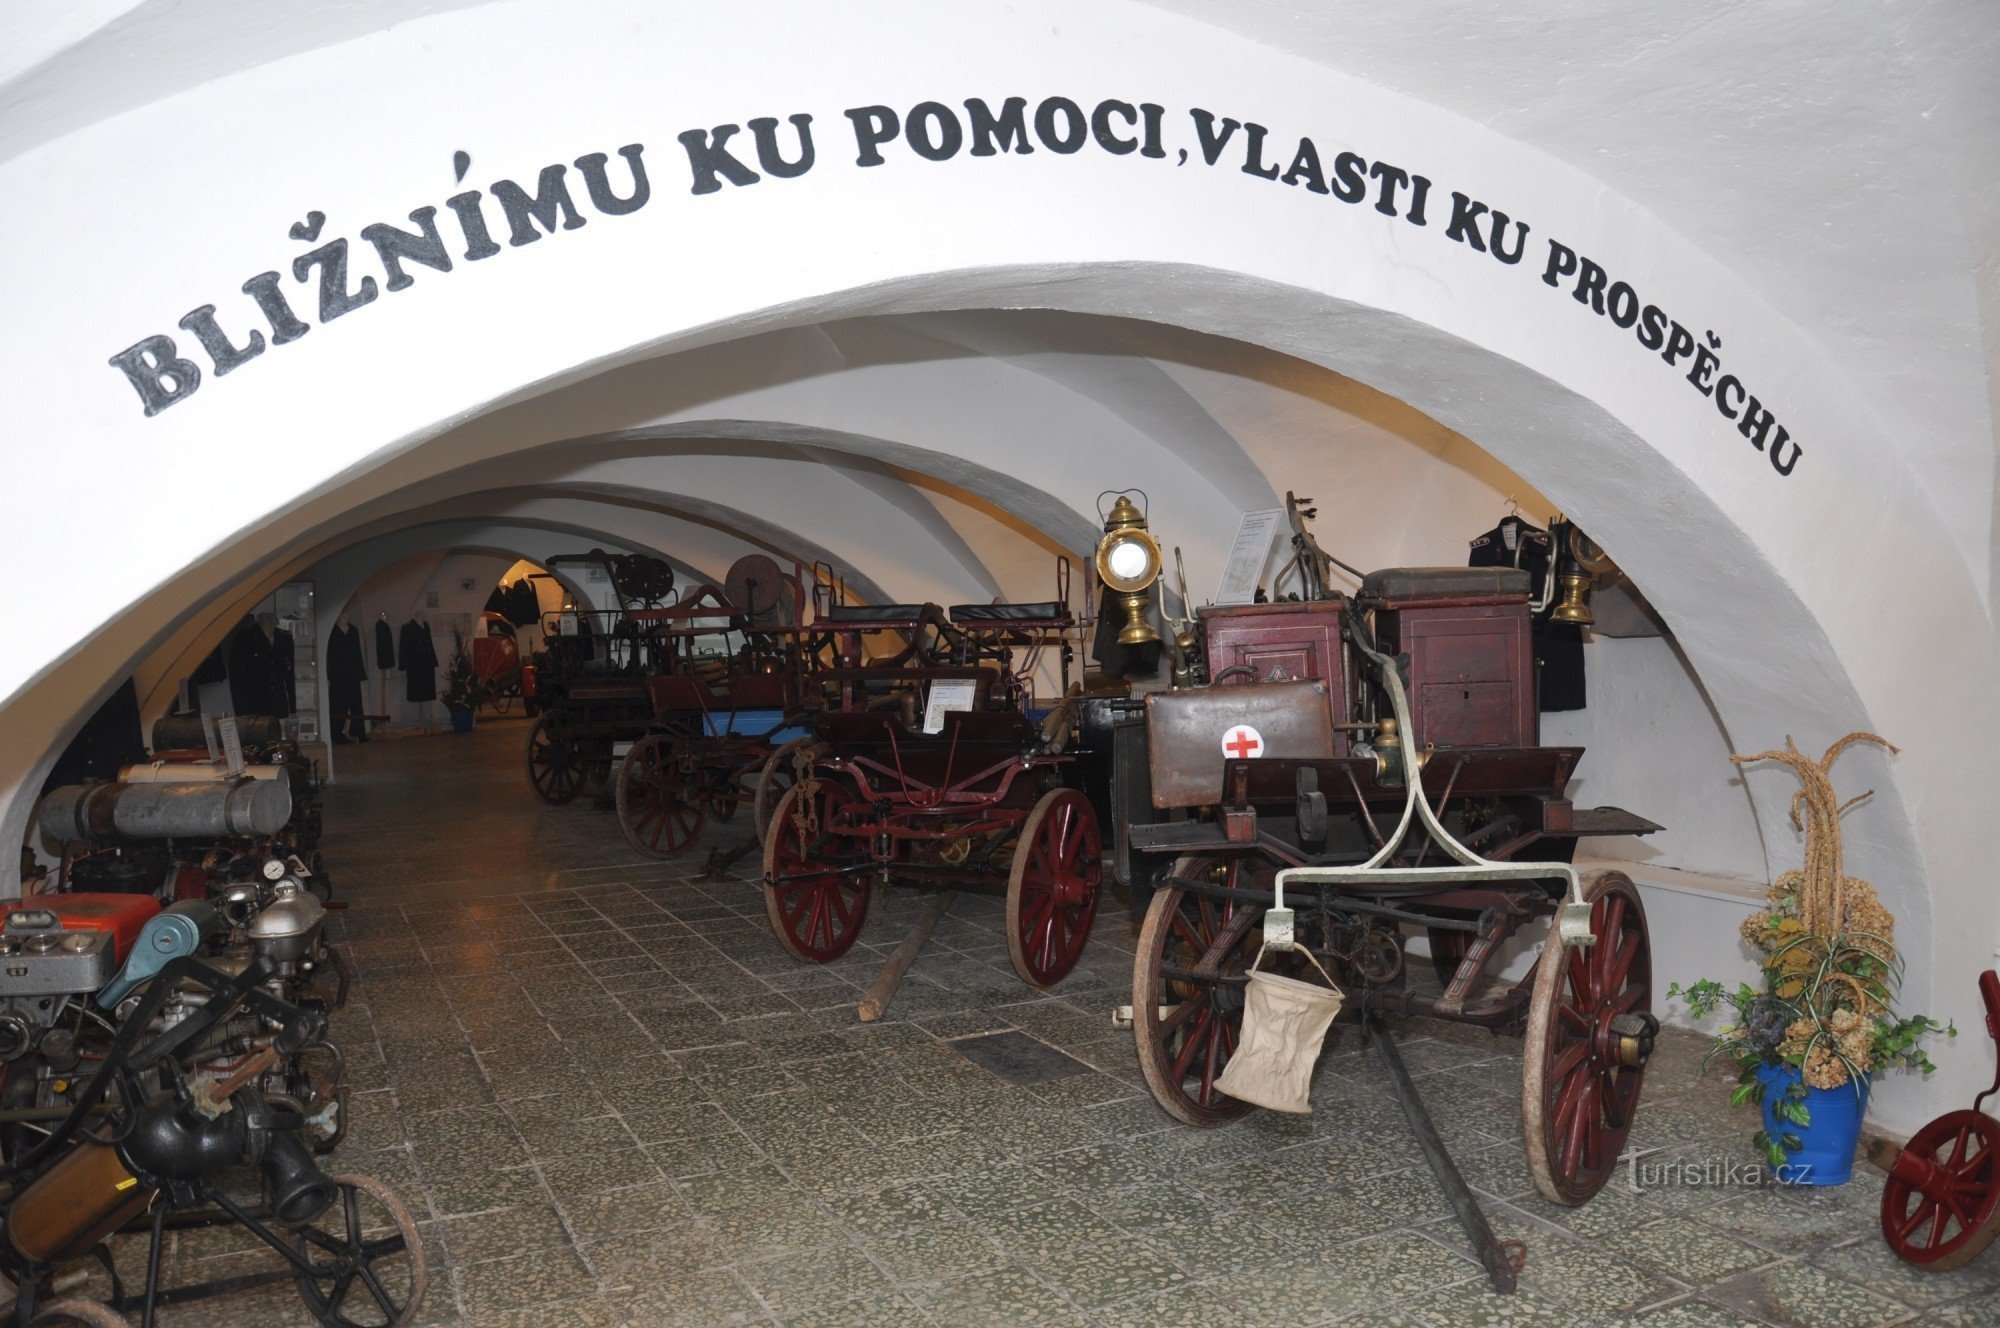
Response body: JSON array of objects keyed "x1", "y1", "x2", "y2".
[
  {"x1": 823, "y1": 603, "x2": 935, "y2": 623},
  {"x1": 948, "y1": 602, "x2": 1067, "y2": 622},
  {"x1": 1358, "y1": 567, "x2": 1530, "y2": 600}
]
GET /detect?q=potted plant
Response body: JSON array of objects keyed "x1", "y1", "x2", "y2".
[
  {"x1": 1670, "y1": 732, "x2": 1950, "y2": 1185},
  {"x1": 440, "y1": 641, "x2": 484, "y2": 734}
]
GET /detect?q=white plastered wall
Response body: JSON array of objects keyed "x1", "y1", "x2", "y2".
[{"x1": 0, "y1": 0, "x2": 1992, "y2": 1130}]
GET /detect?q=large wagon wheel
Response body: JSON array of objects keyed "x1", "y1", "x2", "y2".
[
  {"x1": 762, "y1": 782, "x2": 871, "y2": 962},
  {"x1": 1522, "y1": 871, "x2": 1654, "y2": 1205},
  {"x1": 616, "y1": 734, "x2": 707, "y2": 858},
  {"x1": 1132, "y1": 855, "x2": 1266, "y2": 1127},
  {"x1": 1006, "y1": 788, "x2": 1103, "y2": 988},
  {"x1": 524, "y1": 712, "x2": 585, "y2": 805},
  {"x1": 753, "y1": 736, "x2": 814, "y2": 842},
  {"x1": 1880, "y1": 1110, "x2": 2000, "y2": 1269},
  {"x1": 290, "y1": 1173, "x2": 427, "y2": 1327}
]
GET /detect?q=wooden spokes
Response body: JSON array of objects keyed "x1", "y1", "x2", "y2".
[
  {"x1": 761, "y1": 782, "x2": 871, "y2": 962},
  {"x1": 1881, "y1": 1109, "x2": 2000, "y2": 1269},
  {"x1": 524, "y1": 713, "x2": 585, "y2": 805},
  {"x1": 1523, "y1": 872, "x2": 1652, "y2": 1205},
  {"x1": 615, "y1": 734, "x2": 706, "y2": 859},
  {"x1": 1131, "y1": 856, "x2": 1264, "y2": 1127},
  {"x1": 1006, "y1": 788, "x2": 1103, "y2": 989}
]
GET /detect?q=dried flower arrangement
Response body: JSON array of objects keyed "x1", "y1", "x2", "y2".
[{"x1": 1670, "y1": 733, "x2": 1950, "y2": 1169}]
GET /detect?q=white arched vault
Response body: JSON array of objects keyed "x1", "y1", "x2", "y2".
[{"x1": 1, "y1": 0, "x2": 1992, "y2": 1132}]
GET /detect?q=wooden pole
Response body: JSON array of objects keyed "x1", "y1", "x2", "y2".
[{"x1": 858, "y1": 891, "x2": 955, "y2": 1022}]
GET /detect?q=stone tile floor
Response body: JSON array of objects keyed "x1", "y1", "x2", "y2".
[{"x1": 110, "y1": 719, "x2": 2000, "y2": 1326}]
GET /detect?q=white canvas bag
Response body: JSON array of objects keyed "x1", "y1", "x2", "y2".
[{"x1": 1213, "y1": 944, "x2": 1345, "y2": 1114}]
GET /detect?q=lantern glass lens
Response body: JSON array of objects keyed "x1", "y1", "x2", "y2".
[{"x1": 1106, "y1": 537, "x2": 1154, "y2": 583}]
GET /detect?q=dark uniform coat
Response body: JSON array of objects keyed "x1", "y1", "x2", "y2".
[
  {"x1": 1469, "y1": 516, "x2": 1586, "y2": 712},
  {"x1": 398, "y1": 619, "x2": 439, "y2": 703},
  {"x1": 327, "y1": 622, "x2": 367, "y2": 740},
  {"x1": 226, "y1": 621, "x2": 291, "y2": 717}
]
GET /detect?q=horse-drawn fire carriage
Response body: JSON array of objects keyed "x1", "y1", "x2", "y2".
[
  {"x1": 612, "y1": 558, "x2": 843, "y2": 859},
  {"x1": 522, "y1": 551, "x2": 681, "y2": 805},
  {"x1": 759, "y1": 562, "x2": 1106, "y2": 991},
  {"x1": 524, "y1": 551, "x2": 835, "y2": 809},
  {"x1": 1111, "y1": 498, "x2": 1661, "y2": 1291}
]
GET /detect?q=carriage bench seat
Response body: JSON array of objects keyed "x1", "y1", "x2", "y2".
[
  {"x1": 824, "y1": 603, "x2": 938, "y2": 623},
  {"x1": 948, "y1": 602, "x2": 1068, "y2": 623},
  {"x1": 1358, "y1": 567, "x2": 1529, "y2": 603}
]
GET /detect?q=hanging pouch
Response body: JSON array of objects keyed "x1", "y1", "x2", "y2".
[{"x1": 1213, "y1": 944, "x2": 1345, "y2": 1114}]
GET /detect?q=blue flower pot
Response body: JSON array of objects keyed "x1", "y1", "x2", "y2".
[
  {"x1": 1755, "y1": 1061, "x2": 1869, "y2": 1186},
  {"x1": 448, "y1": 706, "x2": 475, "y2": 734}
]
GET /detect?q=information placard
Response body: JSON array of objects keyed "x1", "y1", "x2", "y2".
[
  {"x1": 923, "y1": 679, "x2": 981, "y2": 734},
  {"x1": 1214, "y1": 509, "x2": 1285, "y2": 605}
]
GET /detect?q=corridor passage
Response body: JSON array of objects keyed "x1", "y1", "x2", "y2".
[{"x1": 124, "y1": 721, "x2": 1977, "y2": 1327}]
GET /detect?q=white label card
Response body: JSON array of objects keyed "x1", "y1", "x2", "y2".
[
  {"x1": 923, "y1": 679, "x2": 981, "y2": 734},
  {"x1": 216, "y1": 716, "x2": 246, "y2": 776},
  {"x1": 1214, "y1": 509, "x2": 1285, "y2": 605}
]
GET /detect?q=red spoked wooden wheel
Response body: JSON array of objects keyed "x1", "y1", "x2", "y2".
[
  {"x1": 1132, "y1": 856, "x2": 1267, "y2": 1127},
  {"x1": 615, "y1": 734, "x2": 706, "y2": 859},
  {"x1": 1881, "y1": 1109, "x2": 2000, "y2": 1269},
  {"x1": 762, "y1": 781, "x2": 871, "y2": 962},
  {"x1": 1005, "y1": 788, "x2": 1103, "y2": 989},
  {"x1": 1523, "y1": 871, "x2": 1654, "y2": 1204},
  {"x1": 524, "y1": 712, "x2": 585, "y2": 805}
]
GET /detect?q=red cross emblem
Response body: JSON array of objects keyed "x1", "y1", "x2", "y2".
[{"x1": 1221, "y1": 725, "x2": 1265, "y2": 760}]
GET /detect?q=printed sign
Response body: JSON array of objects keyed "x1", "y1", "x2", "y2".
[
  {"x1": 216, "y1": 716, "x2": 246, "y2": 776},
  {"x1": 924, "y1": 678, "x2": 981, "y2": 734},
  {"x1": 1214, "y1": 510, "x2": 1284, "y2": 605}
]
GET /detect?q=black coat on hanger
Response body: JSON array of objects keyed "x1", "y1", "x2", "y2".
[
  {"x1": 1469, "y1": 515, "x2": 1586, "y2": 712},
  {"x1": 226, "y1": 620, "x2": 289, "y2": 717},
  {"x1": 374, "y1": 618, "x2": 396, "y2": 670},
  {"x1": 327, "y1": 623, "x2": 367, "y2": 697},
  {"x1": 398, "y1": 619, "x2": 439, "y2": 703}
]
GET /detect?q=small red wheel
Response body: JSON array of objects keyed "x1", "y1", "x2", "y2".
[
  {"x1": 524, "y1": 712, "x2": 585, "y2": 805},
  {"x1": 1006, "y1": 788, "x2": 1102, "y2": 988},
  {"x1": 1881, "y1": 1109, "x2": 2000, "y2": 1269},
  {"x1": 762, "y1": 781, "x2": 871, "y2": 962},
  {"x1": 615, "y1": 735, "x2": 706, "y2": 859},
  {"x1": 1132, "y1": 856, "x2": 1265, "y2": 1127},
  {"x1": 1523, "y1": 871, "x2": 1653, "y2": 1205}
]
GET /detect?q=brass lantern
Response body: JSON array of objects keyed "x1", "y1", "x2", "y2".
[
  {"x1": 1094, "y1": 494, "x2": 1163, "y2": 647},
  {"x1": 1549, "y1": 517, "x2": 1612, "y2": 627}
]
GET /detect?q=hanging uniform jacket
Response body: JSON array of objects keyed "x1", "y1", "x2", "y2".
[
  {"x1": 1468, "y1": 516, "x2": 1586, "y2": 712},
  {"x1": 226, "y1": 621, "x2": 288, "y2": 717},
  {"x1": 327, "y1": 623, "x2": 367, "y2": 706},
  {"x1": 375, "y1": 618, "x2": 396, "y2": 670},
  {"x1": 399, "y1": 619, "x2": 439, "y2": 703}
]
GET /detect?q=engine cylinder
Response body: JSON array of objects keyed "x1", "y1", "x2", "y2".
[{"x1": 39, "y1": 780, "x2": 292, "y2": 843}]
